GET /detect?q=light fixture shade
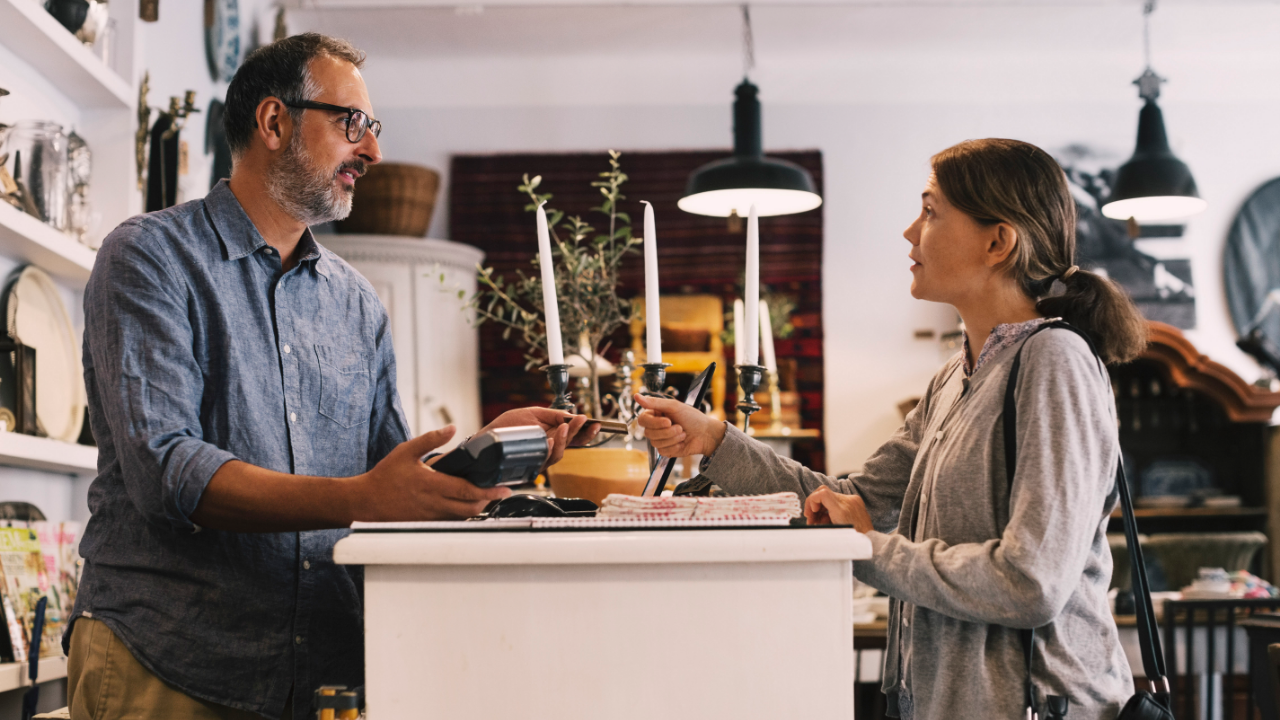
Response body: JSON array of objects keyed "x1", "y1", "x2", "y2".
[
  {"x1": 679, "y1": 80, "x2": 822, "y2": 218},
  {"x1": 1101, "y1": 99, "x2": 1206, "y2": 222}
]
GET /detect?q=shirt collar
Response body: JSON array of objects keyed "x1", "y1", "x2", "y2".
[
  {"x1": 961, "y1": 316, "x2": 1057, "y2": 378},
  {"x1": 205, "y1": 179, "x2": 329, "y2": 278}
]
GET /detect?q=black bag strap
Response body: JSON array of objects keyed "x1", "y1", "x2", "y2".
[{"x1": 1002, "y1": 321, "x2": 1170, "y2": 714}]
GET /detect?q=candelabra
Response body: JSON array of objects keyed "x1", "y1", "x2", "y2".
[
  {"x1": 543, "y1": 363, "x2": 575, "y2": 414},
  {"x1": 609, "y1": 351, "x2": 639, "y2": 431},
  {"x1": 736, "y1": 363, "x2": 766, "y2": 432}
]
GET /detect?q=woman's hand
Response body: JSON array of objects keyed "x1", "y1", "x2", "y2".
[
  {"x1": 634, "y1": 393, "x2": 727, "y2": 458},
  {"x1": 804, "y1": 486, "x2": 873, "y2": 532}
]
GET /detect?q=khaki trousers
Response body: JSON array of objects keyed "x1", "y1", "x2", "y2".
[{"x1": 66, "y1": 617, "x2": 291, "y2": 720}]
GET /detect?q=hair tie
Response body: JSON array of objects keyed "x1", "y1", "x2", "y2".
[{"x1": 1061, "y1": 265, "x2": 1079, "y2": 281}]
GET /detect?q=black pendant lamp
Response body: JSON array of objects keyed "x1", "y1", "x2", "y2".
[
  {"x1": 678, "y1": 7, "x2": 822, "y2": 218},
  {"x1": 1101, "y1": 1, "x2": 1206, "y2": 223}
]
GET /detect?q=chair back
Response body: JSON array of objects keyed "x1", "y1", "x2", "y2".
[{"x1": 1162, "y1": 597, "x2": 1280, "y2": 720}]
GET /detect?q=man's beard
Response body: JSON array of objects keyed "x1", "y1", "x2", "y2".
[{"x1": 265, "y1": 131, "x2": 364, "y2": 226}]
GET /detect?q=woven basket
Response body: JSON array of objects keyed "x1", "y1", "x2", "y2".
[{"x1": 336, "y1": 162, "x2": 440, "y2": 237}]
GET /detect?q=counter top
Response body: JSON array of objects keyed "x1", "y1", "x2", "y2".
[{"x1": 335, "y1": 527, "x2": 871, "y2": 566}]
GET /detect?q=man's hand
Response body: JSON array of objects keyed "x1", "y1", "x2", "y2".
[
  {"x1": 804, "y1": 486, "x2": 873, "y2": 532},
  {"x1": 355, "y1": 425, "x2": 511, "y2": 521},
  {"x1": 633, "y1": 393, "x2": 726, "y2": 458},
  {"x1": 480, "y1": 407, "x2": 599, "y2": 467}
]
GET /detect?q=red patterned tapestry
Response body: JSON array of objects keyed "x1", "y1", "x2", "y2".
[{"x1": 449, "y1": 150, "x2": 826, "y2": 472}]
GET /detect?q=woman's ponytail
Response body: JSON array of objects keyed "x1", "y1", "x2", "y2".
[
  {"x1": 932, "y1": 138, "x2": 1150, "y2": 365},
  {"x1": 1036, "y1": 269, "x2": 1149, "y2": 365}
]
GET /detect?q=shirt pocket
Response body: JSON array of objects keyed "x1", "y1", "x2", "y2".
[{"x1": 314, "y1": 344, "x2": 372, "y2": 428}]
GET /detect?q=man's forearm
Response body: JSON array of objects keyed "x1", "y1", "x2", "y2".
[{"x1": 190, "y1": 460, "x2": 367, "y2": 532}]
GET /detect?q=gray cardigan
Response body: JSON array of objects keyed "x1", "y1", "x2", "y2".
[{"x1": 707, "y1": 328, "x2": 1132, "y2": 720}]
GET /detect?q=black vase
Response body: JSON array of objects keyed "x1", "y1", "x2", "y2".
[{"x1": 44, "y1": 0, "x2": 90, "y2": 34}]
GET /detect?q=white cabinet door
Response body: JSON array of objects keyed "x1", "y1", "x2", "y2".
[{"x1": 413, "y1": 261, "x2": 480, "y2": 443}]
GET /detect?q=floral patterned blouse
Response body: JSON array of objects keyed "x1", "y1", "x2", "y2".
[{"x1": 962, "y1": 317, "x2": 1061, "y2": 378}]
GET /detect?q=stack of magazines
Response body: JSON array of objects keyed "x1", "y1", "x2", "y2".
[
  {"x1": 0, "y1": 520, "x2": 80, "y2": 662},
  {"x1": 597, "y1": 493, "x2": 802, "y2": 521}
]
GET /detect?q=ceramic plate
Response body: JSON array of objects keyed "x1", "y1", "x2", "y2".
[{"x1": 4, "y1": 266, "x2": 84, "y2": 442}]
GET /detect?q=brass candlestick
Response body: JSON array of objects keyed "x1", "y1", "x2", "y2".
[
  {"x1": 543, "y1": 364, "x2": 575, "y2": 414},
  {"x1": 736, "y1": 363, "x2": 765, "y2": 432},
  {"x1": 767, "y1": 369, "x2": 787, "y2": 435}
]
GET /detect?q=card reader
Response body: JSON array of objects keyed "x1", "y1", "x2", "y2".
[{"x1": 429, "y1": 425, "x2": 549, "y2": 488}]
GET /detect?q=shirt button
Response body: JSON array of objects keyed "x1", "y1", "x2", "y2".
[
  {"x1": 295, "y1": 635, "x2": 304, "y2": 645},
  {"x1": 303, "y1": 560, "x2": 311, "y2": 570},
  {"x1": 283, "y1": 344, "x2": 291, "y2": 354},
  {"x1": 290, "y1": 412, "x2": 297, "y2": 422}
]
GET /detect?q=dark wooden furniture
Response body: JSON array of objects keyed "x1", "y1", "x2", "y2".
[{"x1": 1109, "y1": 322, "x2": 1280, "y2": 578}]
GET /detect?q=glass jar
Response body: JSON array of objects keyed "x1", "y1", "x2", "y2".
[{"x1": 5, "y1": 121, "x2": 69, "y2": 231}]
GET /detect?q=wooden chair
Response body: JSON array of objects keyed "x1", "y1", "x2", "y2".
[{"x1": 630, "y1": 294, "x2": 726, "y2": 421}]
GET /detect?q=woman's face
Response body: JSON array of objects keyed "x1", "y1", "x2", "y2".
[{"x1": 903, "y1": 173, "x2": 1000, "y2": 305}]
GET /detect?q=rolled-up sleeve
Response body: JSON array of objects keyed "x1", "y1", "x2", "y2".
[{"x1": 86, "y1": 223, "x2": 237, "y2": 531}]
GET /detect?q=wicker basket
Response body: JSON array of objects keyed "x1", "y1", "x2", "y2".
[{"x1": 336, "y1": 162, "x2": 440, "y2": 237}]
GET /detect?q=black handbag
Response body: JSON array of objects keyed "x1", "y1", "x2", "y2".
[{"x1": 1003, "y1": 321, "x2": 1173, "y2": 720}]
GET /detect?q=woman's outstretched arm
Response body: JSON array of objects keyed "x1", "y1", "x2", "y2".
[{"x1": 634, "y1": 372, "x2": 937, "y2": 532}]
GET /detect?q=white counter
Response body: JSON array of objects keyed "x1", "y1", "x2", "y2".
[{"x1": 336, "y1": 527, "x2": 872, "y2": 720}]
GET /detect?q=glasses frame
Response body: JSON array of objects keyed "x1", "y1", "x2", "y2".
[{"x1": 283, "y1": 99, "x2": 382, "y2": 143}]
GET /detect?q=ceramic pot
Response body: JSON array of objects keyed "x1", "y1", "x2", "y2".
[
  {"x1": 546, "y1": 448, "x2": 649, "y2": 505},
  {"x1": 44, "y1": 0, "x2": 90, "y2": 33}
]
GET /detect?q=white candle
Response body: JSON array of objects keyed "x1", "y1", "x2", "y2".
[
  {"x1": 733, "y1": 299, "x2": 744, "y2": 366},
  {"x1": 536, "y1": 202, "x2": 565, "y2": 366},
  {"x1": 743, "y1": 205, "x2": 760, "y2": 365},
  {"x1": 642, "y1": 201, "x2": 662, "y2": 364},
  {"x1": 759, "y1": 299, "x2": 777, "y2": 374}
]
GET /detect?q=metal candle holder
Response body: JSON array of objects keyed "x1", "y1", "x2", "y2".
[
  {"x1": 736, "y1": 363, "x2": 766, "y2": 432},
  {"x1": 640, "y1": 362, "x2": 672, "y2": 397},
  {"x1": 543, "y1": 363, "x2": 575, "y2": 414}
]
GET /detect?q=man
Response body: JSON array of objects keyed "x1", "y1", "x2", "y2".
[{"x1": 64, "y1": 33, "x2": 589, "y2": 719}]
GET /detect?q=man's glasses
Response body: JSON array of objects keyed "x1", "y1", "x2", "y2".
[{"x1": 284, "y1": 100, "x2": 382, "y2": 143}]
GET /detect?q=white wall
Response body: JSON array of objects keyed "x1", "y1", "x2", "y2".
[{"x1": 292, "y1": 1, "x2": 1280, "y2": 474}]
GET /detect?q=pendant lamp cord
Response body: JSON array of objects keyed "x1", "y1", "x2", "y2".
[
  {"x1": 1142, "y1": 0, "x2": 1155, "y2": 70},
  {"x1": 741, "y1": 4, "x2": 756, "y2": 80}
]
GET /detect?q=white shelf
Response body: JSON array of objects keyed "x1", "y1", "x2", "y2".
[
  {"x1": 0, "y1": 0, "x2": 131, "y2": 109},
  {"x1": 0, "y1": 433, "x2": 96, "y2": 475},
  {"x1": 0, "y1": 655, "x2": 66, "y2": 693},
  {"x1": 0, "y1": 203, "x2": 96, "y2": 283}
]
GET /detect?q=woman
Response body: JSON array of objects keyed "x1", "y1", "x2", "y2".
[{"x1": 636, "y1": 138, "x2": 1146, "y2": 720}]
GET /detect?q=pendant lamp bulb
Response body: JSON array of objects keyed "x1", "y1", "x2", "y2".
[{"x1": 741, "y1": 5, "x2": 755, "y2": 80}]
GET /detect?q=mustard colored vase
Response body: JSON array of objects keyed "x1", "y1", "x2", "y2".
[{"x1": 546, "y1": 448, "x2": 650, "y2": 505}]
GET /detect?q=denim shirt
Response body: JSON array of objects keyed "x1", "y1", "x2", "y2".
[{"x1": 70, "y1": 180, "x2": 409, "y2": 719}]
